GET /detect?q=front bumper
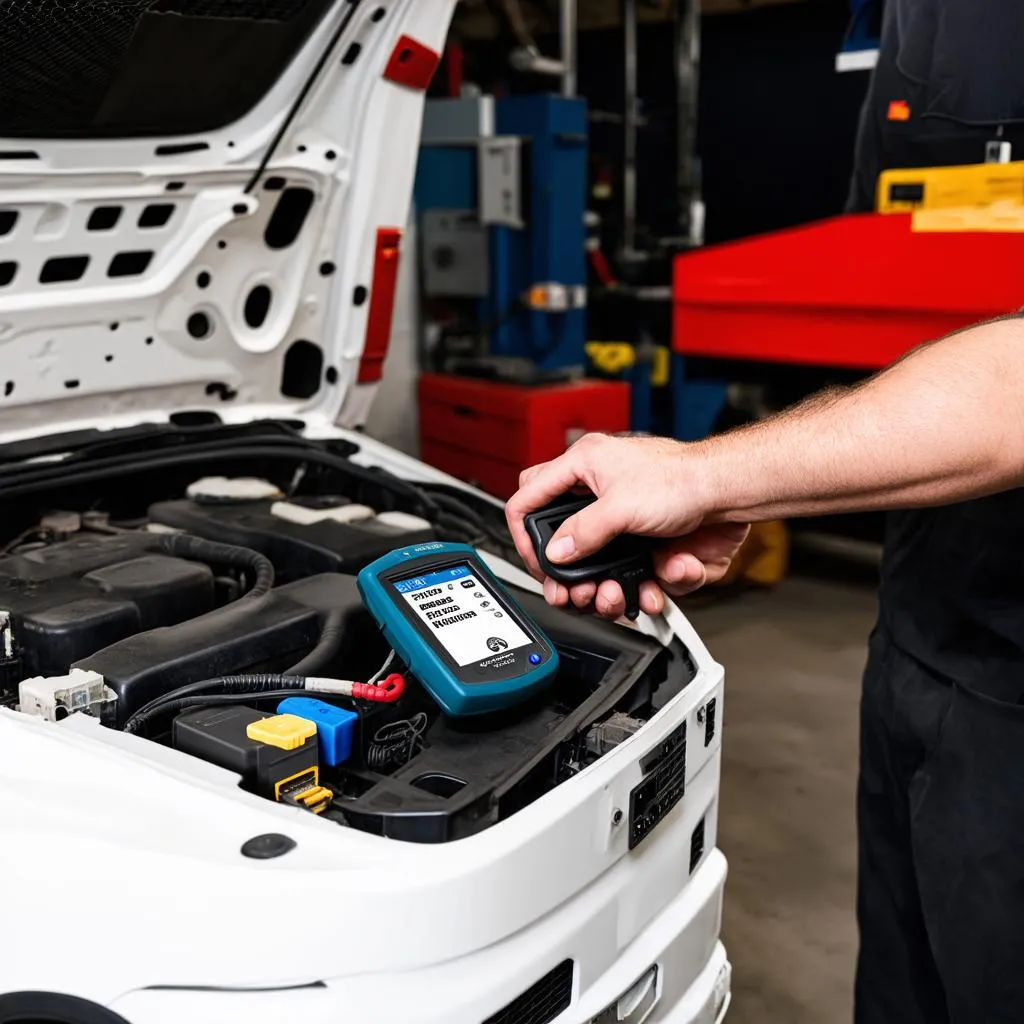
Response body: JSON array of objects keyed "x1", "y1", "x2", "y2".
[{"x1": 111, "y1": 849, "x2": 729, "y2": 1024}]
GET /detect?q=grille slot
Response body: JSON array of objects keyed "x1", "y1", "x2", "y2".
[{"x1": 483, "y1": 959, "x2": 574, "y2": 1024}]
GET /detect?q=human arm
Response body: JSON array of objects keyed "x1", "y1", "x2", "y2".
[{"x1": 505, "y1": 315, "x2": 1024, "y2": 618}]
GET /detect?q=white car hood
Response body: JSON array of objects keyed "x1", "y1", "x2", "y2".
[{"x1": 0, "y1": 0, "x2": 453, "y2": 449}]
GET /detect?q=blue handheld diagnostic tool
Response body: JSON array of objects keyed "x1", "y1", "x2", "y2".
[{"x1": 357, "y1": 542, "x2": 559, "y2": 717}]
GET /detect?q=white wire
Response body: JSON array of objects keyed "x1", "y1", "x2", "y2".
[{"x1": 366, "y1": 649, "x2": 396, "y2": 686}]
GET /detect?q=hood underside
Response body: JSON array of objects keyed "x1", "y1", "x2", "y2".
[{"x1": 0, "y1": 0, "x2": 449, "y2": 448}]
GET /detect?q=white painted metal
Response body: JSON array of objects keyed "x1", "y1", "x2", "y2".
[{"x1": 0, "y1": 1, "x2": 731, "y2": 1019}]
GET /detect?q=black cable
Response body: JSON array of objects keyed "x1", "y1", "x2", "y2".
[
  {"x1": 243, "y1": 0, "x2": 362, "y2": 192},
  {"x1": 128, "y1": 689, "x2": 307, "y2": 736},
  {"x1": 147, "y1": 533, "x2": 274, "y2": 600},
  {"x1": 365, "y1": 711, "x2": 429, "y2": 771},
  {"x1": 426, "y1": 491, "x2": 514, "y2": 551},
  {"x1": 124, "y1": 647, "x2": 399, "y2": 735},
  {"x1": 286, "y1": 610, "x2": 345, "y2": 676},
  {"x1": 425, "y1": 491, "x2": 489, "y2": 528},
  {"x1": 0, "y1": 429, "x2": 522, "y2": 560},
  {"x1": 0, "y1": 439, "x2": 441, "y2": 521},
  {"x1": 0, "y1": 428, "x2": 513, "y2": 556},
  {"x1": 0, "y1": 433, "x2": 434, "y2": 507},
  {"x1": 124, "y1": 673, "x2": 307, "y2": 734}
]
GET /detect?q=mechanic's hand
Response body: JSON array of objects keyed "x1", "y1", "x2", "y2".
[{"x1": 506, "y1": 433, "x2": 750, "y2": 620}]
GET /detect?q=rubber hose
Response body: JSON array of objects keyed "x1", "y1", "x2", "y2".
[{"x1": 147, "y1": 533, "x2": 274, "y2": 599}]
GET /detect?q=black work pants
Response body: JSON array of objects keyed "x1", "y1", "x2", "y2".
[{"x1": 856, "y1": 623, "x2": 1024, "y2": 1022}]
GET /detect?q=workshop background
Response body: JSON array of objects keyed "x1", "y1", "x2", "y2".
[{"x1": 363, "y1": 0, "x2": 1001, "y2": 1019}]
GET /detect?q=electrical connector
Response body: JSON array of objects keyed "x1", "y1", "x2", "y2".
[
  {"x1": 0, "y1": 611, "x2": 21, "y2": 697},
  {"x1": 18, "y1": 668, "x2": 117, "y2": 722},
  {"x1": 304, "y1": 673, "x2": 406, "y2": 703},
  {"x1": 277, "y1": 770, "x2": 334, "y2": 814},
  {"x1": 277, "y1": 697, "x2": 358, "y2": 767},
  {"x1": 173, "y1": 706, "x2": 334, "y2": 815}
]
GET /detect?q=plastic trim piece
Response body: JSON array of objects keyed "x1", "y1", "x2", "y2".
[
  {"x1": 383, "y1": 35, "x2": 442, "y2": 91},
  {"x1": 357, "y1": 227, "x2": 403, "y2": 384}
]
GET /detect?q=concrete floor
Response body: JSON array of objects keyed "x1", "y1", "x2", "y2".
[{"x1": 685, "y1": 574, "x2": 879, "y2": 1024}]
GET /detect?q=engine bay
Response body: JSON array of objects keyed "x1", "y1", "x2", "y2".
[{"x1": 0, "y1": 422, "x2": 695, "y2": 843}]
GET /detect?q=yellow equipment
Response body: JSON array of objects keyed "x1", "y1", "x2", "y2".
[{"x1": 878, "y1": 160, "x2": 1024, "y2": 232}]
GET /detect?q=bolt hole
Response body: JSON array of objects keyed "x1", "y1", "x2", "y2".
[
  {"x1": 64, "y1": 379, "x2": 80, "y2": 390},
  {"x1": 325, "y1": 366, "x2": 339, "y2": 385},
  {"x1": 244, "y1": 285, "x2": 273, "y2": 330},
  {"x1": 319, "y1": 261, "x2": 336, "y2": 276},
  {"x1": 233, "y1": 203, "x2": 248, "y2": 215},
  {"x1": 353, "y1": 285, "x2": 368, "y2": 306},
  {"x1": 326, "y1": 149, "x2": 337, "y2": 160},
  {"x1": 4, "y1": 381, "x2": 13, "y2": 397},
  {"x1": 197, "y1": 271, "x2": 211, "y2": 289},
  {"x1": 297, "y1": 144, "x2": 307, "y2": 153},
  {"x1": 105, "y1": 354, "x2": 114, "y2": 362},
  {"x1": 398, "y1": 48, "x2": 413, "y2": 63},
  {"x1": 372, "y1": 6, "x2": 386, "y2": 20},
  {"x1": 187, "y1": 312, "x2": 212, "y2": 339},
  {"x1": 217, "y1": 240, "x2": 227, "y2": 250},
  {"x1": 227, "y1": 141, "x2": 235, "y2": 148},
  {"x1": 145, "y1": 336, "x2": 154, "y2": 345},
  {"x1": 109, "y1": 322, "x2": 119, "y2": 331}
]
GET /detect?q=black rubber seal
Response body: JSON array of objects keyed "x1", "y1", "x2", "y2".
[
  {"x1": 241, "y1": 833, "x2": 297, "y2": 859},
  {"x1": 0, "y1": 992, "x2": 131, "y2": 1023}
]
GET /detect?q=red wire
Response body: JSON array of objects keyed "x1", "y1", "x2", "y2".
[{"x1": 351, "y1": 673, "x2": 406, "y2": 703}]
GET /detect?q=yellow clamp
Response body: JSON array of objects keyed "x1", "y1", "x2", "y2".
[{"x1": 586, "y1": 342, "x2": 671, "y2": 387}]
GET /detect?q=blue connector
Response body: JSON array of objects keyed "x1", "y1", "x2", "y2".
[{"x1": 276, "y1": 697, "x2": 358, "y2": 767}]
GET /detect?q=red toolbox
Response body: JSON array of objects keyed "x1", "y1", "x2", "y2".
[
  {"x1": 673, "y1": 212, "x2": 1024, "y2": 370},
  {"x1": 418, "y1": 374, "x2": 631, "y2": 499}
]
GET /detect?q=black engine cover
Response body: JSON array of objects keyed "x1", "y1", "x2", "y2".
[
  {"x1": 0, "y1": 534, "x2": 215, "y2": 679},
  {"x1": 147, "y1": 498, "x2": 435, "y2": 582},
  {"x1": 78, "y1": 573, "x2": 382, "y2": 726}
]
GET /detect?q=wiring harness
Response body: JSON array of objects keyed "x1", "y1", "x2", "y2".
[
  {"x1": 0, "y1": 424, "x2": 518, "y2": 561},
  {"x1": 122, "y1": 651, "x2": 405, "y2": 735}
]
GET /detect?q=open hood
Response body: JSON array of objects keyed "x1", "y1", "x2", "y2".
[{"x1": 0, "y1": 0, "x2": 454, "y2": 449}]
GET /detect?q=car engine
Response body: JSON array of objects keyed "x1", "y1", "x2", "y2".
[{"x1": 0, "y1": 426, "x2": 694, "y2": 843}]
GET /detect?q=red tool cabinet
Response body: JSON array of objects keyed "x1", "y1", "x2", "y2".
[
  {"x1": 673, "y1": 213, "x2": 1024, "y2": 370},
  {"x1": 418, "y1": 374, "x2": 631, "y2": 499}
]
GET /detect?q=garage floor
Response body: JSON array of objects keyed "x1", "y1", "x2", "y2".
[{"x1": 684, "y1": 572, "x2": 879, "y2": 1024}]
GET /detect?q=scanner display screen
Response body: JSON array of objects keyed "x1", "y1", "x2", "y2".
[{"x1": 394, "y1": 564, "x2": 532, "y2": 667}]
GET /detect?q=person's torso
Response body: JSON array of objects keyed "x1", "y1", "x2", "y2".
[
  {"x1": 866, "y1": 3, "x2": 1024, "y2": 693},
  {"x1": 880, "y1": 491, "x2": 1024, "y2": 699},
  {"x1": 891, "y1": 0, "x2": 1024, "y2": 126}
]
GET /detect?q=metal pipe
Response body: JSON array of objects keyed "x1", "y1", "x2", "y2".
[
  {"x1": 560, "y1": 0, "x2": 577, "y2": 96},
  {"x1": 509, "y1": 47, "x2": 565, "y2": 77},
  {"x1": 676, "y1": 0, "x2": 701, "y2": 243},
  {"x1": 623, "y1": 0, "x2": 638, "y2": 255}
]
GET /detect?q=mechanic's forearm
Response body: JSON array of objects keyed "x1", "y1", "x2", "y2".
[{"x1": 695, "y1": 317, "x2": 1024, "y2": 522}]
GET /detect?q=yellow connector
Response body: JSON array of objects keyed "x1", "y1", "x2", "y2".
[
  {"x1": 246, "y1": 713, "x2": 317, "y2": 751},
  {"x1": 275, "y1": 767, "x2": 333, "y2": 815}
]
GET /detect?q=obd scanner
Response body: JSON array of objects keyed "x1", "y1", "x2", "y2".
[
  {"x1": 357, "y1": 542, "x2": 559, "y2": 717},
  {"x1": 524, "y1": 494, "x2": 656, "y2": 621}
]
